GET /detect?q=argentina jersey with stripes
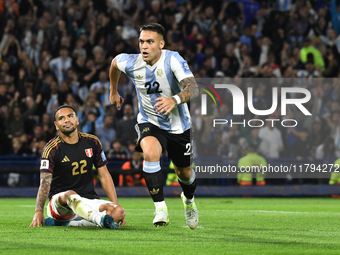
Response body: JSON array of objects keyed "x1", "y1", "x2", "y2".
[{"x1": 116, "y1": 50, "x2": 193, "y2": 134}]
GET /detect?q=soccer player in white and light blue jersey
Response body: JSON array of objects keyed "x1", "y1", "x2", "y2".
[
  {"x1": 90, "y1": 70, "x2": 111, "y2": 106},
  {"x1": 49, "y1": 47, "x2": 72, "y2": 86},
  {"x1": 109, "y1": 23, "x2": 199, "y2": 229}
]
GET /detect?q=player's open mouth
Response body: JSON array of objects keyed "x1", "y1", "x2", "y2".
[{"x1": 142, "y1": 52, "x2": 149, "y2": 57}]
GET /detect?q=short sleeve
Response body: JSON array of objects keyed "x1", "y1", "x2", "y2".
[
  {"x1": 40, "y1": 142, "x2": 57, "y2": 173},
  {"x1": 92, "y1": 137, "x2": 108, "y2": 169},
  {"x1": 170, "y1": 52, "x2": 194, "y2": 82},
  {"x1": 115, "y1": 53, "x2": 129, "y2": 74}
]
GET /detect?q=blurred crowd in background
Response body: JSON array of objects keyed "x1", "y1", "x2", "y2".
[{"x1": 1, "y1": 0, "x2": 340, "y2": 174}]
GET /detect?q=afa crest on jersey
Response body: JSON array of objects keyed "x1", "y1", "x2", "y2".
[
  {"x1": 85, "y1": 148, "x2": 93, "y2": 158},
  {"x1": 156, "y1": 69, "x2": 163, "y2": 77}
]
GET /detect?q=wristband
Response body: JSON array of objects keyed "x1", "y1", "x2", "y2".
[{"x1": 173, "y1": 95, "x2": 181, "y2": 105}]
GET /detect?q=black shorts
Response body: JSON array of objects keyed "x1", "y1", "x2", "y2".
[{"x1": 135, "y1": 123, "x2": 192, "y2": 168}]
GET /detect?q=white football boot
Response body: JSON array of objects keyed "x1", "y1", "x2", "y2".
[
  {"x1": 181, "y1": 192, "x2": 198, "y2": 229},
  {"x1": 153, "y1": 207, "x2": 169, "y2": 227}
]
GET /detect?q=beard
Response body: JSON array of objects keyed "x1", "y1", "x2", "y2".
[{"x1": 60, "y1": 125, "x2": 77, "y2": 135}]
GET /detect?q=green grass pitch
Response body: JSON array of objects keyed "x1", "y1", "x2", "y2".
[{"x1": 0, "y1": 197, "x2": 340, "y2": 255}]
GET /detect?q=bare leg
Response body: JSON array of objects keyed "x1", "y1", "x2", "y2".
[
  {"x1": 174, "y1": 166, "x2": 191, "y2": 181},
  {"x1": 174, "y1": 165, "x2": 196, "y2": 200}
]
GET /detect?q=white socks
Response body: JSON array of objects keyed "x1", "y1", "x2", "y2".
[
  {"x1": 68, "y1": 220, "x2": 97, "y2": 227},
  {"x1": 154, "y1": 201, "x2": 167, "y2": 210},
  {"x1": 67, "y1": 194, "x2": 102, "y2": 226},
  {"x1": 183, "y1": 194, "x2": 194, "y2": 206}
]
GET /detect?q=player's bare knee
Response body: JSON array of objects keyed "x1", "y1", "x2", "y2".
[{"x1": 143, "y1": 149, "x2": 160, "y2": 162}]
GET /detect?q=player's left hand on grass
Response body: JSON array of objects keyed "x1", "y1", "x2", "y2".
[
  {"x1": 29, "y1": 212, "x2": 45, "y2": 227},
  {"x1": 154, "y1": 97, "x2": 176, "y2": 116}
]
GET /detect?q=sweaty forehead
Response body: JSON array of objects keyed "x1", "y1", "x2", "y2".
[{"x1": 139, "y1": 30, "x2": 162, "y2": 40}]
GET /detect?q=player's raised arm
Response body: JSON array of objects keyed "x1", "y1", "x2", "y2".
[
  {"x1": 155, "y1": 77, "x2": 199, "y2": 116},
  {"x1": 29, "y1": 172, "x2": 52, "y2": 227},
  {"x1": 109, "y1": 57, "x2": 124, "y2": 110}
]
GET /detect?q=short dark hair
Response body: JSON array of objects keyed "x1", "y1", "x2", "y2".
[
  {"x1": 53, "y1": 105, "x2": 77, "y2": 121},
  {"x1": 140, "y1": 23, "x2": 165, "y2": 38}
]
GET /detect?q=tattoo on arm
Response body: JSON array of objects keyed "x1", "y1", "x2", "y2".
[
  {"x1": 171, "y1": 97, "x2": 177, "y2": 105},
  {"x1": 178, "y1": 77, "x2": 199, "y2": 104},
  {"x1": 35, "y1": 172, "x2": 52, "y2": 212}
]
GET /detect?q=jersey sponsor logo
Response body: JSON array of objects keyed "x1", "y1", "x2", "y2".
[
  {"x1": 101, "y1": 151, "x2": 107, "y2": 161},
  {"x1": 40, "y1": 160, "x2": 49, "y2": 169},
  {"x1": 182, "y1": 62, "x2": 191, "y2": 73},
  {"x1": 156, "y1": 69, "x2": 163, "y2": 77},
  {"x1": 61, "y1": 156, "x2": 70, "y2": 162},
  {"x1": 136, "y1": 75, "x2": 143, "y2": 79},
  {"x1": 85, "y1": 148, "x2": 93, "y2": 158}
]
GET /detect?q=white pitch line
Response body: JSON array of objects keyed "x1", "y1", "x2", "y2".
[
  {"x1": 109, "y1": 208, "x2": 340, "y2": 216},
  {"x1": 124, "y1": 209, "x2": 154, "y2": 211},
  {"x1": 214, "y1": 210, "x2": 340, "y2": 215}
]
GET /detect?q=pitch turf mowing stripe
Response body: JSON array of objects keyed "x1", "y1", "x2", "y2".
[
  {"x1": 2, "y1": 198, "x2": 340, "y2": 255},
  {"x1": 14, "y1": 206, "x2": 340, "y2": 215}
]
